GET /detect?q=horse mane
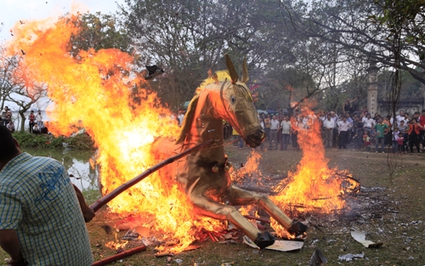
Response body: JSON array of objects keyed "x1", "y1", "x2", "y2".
[{"x1": 176, "y1": 70, "x2": 230, "y2": 145}]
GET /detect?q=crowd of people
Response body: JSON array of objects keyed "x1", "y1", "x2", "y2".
[
  {"x1": 0, "y1": 108, "x2": 47, "y2": 134},
  {"x1": 229, "y1": 106, "x2": 425, "y2": 155},
  {"x1": 1, "y1": 106, "x2": 15, "y2": 133}
]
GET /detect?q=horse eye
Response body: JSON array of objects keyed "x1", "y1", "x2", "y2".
[{"x1": 231, "y1": 95, "x2": 236, "y2": 104}]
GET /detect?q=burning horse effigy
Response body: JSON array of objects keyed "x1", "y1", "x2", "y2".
[{"x1": 171, "y1": 55, "x2": 307, "y2": 249}]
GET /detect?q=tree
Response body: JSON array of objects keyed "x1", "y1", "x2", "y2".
[
  {"x1": 283, "y1": 0, "x2": 425, "y2": 84},
  {"x1": 68, "y1": 12, "x2": 133, "y2": 57},
  {"x1": 0, "y1": 51, "x2": 46, "y2": 131},
  {"x1": 0, "y1": 47, "x2": 15, "y2": 110},
  {"x1": 118, "y1": 0, "x2": 313, "y2": 110}
]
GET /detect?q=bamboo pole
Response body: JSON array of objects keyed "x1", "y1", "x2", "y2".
[
  {"x1": 90, "y1": 139, "x2": 214, "y2": 213},
  {"x1": 91, "y1": 244, "x2": 147, "y2": 266}
]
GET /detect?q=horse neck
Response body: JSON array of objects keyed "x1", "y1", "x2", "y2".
[{"x1": 186, "y1": 94, "x2": 226, "y2": 161}]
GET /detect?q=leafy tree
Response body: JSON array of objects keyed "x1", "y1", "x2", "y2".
[
  {"x1": 283, "y1": 0, "x2": 425, "y2": 84},
  {"x1": 68, "y1": 12, "x2": 133, "y2": 57},
  {"x1": 0, "y1": 51, "x2": 46, "y2": 131}
]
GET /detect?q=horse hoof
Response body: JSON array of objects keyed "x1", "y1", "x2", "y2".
[
  {"x1": 288, "y1": 221, "x2": 308, "y2": 235},
  {"x1": 254, "y1": 231, "x2": 275, "y2": 249}
]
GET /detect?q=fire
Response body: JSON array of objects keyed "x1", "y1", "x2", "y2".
[
  {"x1": 5, "y1": 14, "x2": 224, "y2": 253},
  {"x1": 270, "y1": 107, "x2": 358, "y2": 235},
  {"x1": 5, "y1": 13, "x2": 357, "y2": 249}
]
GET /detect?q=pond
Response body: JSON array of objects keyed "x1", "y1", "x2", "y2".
[{"x1": 22, "y1": 147, "x2": 99, "y2": 192}]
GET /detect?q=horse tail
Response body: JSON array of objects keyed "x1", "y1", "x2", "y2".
[{"x1": 176, "y1": 95, "x2": 199, "y2": 144}]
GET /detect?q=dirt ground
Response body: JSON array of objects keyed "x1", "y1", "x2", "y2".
[{"x1": 85, "y1": 144, "x2": 425, "y2": 266}]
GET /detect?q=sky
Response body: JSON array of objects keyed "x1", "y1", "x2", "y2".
[{"x1": 0, "y1": 0, "x2": 125, "y2": 42}]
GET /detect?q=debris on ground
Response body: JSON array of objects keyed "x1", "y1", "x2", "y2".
[{"x1": 350, "y1": 230, "x2": 383, "y2": 248}]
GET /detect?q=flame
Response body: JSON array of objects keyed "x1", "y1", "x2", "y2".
[
  {"x1": 5, "y1": 14, "x2": 225, "y2": 252},
  {"x1": 270, "y1": 106, "x2": 357, "y2": 235}
]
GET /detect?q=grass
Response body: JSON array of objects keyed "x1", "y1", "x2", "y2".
[{"x1": 1, "y1": 146, "x2": 425, "y2": 265}]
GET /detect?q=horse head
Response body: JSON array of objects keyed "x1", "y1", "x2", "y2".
[
  {"x1": 177, "y1": 55, "x2": 265, "y2": 148},
  {"x1": 218, "y1": 55, "x2": 265, "y2": 148}
]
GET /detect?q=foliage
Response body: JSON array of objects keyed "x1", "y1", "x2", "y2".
[
  {"x1": 65, "y1": 133, "x2": 96, "y2": 150},
  {"x1": 68, "y1": 12, "x2": 133, "y2": 57},
  {"x1": 12, "y1": 132, "x2": 95, "y2": 150},
  {"x1": 373, "y1": 0, "x2": 425, "y2": 60}
]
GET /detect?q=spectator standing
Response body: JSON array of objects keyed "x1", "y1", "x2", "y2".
[
  {"x1": 264, "y1": 114, "x2": 271, "y2": 144},
  {"x1": 383, "y1": 115, "x2": 392, "y2": 147},
  {"x1": 392, "y1": 128, "x2": 400, "y2": 153},
  {"x1": 35, "y1": 110, "x2": 43, "y2": 128},
  {"x1": 352, "y1": 116, "x2": 364, "y2": 149},
  {"x1": 291, "y1": 115, "x2": 300, "y2": 150},
  {"x1": 362, "y1": 113, "x2": 375, "y2": 136},
  {"x1": 330, "y1": 111, "x2": 338, "y2": 147},
  {"x1": 279, "y1": 116, "x2": 291, "y2": 150},
  {"x1": 259, "y1": 115, "x2": 265, "y2": 151},
  {"x1": 398, "y1": 120, "x2": 408, "y2": 153},
  {"x1": 323, "y1": 114, "x2": 336, "y2": 148},
  {"x1": 0, "y1": 125, "x2": 93, "y2": 266},
  {"x1": 337, "y1": 116, "x2": 351, "y2": 149},
  {"x1": 345, "y1": 112, "x2": 354, "y2": 144},
  {"x1": 343, "y1": 97, "x2": 357, "y2": 114},
  {"x1": 396, "y1": 110, "x2": 405, "y2": 127},
  {"x1": 28, "y1": 111, "x2": 36, "y2": 134},
  {"x1": 374, "y1": 117, "x2": 388, "y2": 153},
  {"x1": 269, "y1": 115, "x2": 280, "y2": 150},
  {"x1": 408, "y1": 118, "x2": 422, "y2": 154},
  {"x1": 6, "y1": 121, "x2": 15, "y2": 133},
  {"x1": 396, "y1": 132, "x2": 405, "y2": 154},
  {"x1": 418, "y1": 109, "x2": 425, "y2": 150},
  {"x1": 404, "y1": 113, "x2": 410, "y2": 125},
  {"x1": 1, "y1": 106, "x2": 9, "y2": 126}
]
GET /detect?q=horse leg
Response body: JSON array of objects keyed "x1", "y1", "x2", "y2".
[
  {"x1": 189, "y1": 192, "x2": 275, "y2": 249},
  {"x1": 226, "y1": 185, "x2": 307, "y2": 235}
]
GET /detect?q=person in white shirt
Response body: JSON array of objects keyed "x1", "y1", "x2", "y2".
[
  {"x1": 395, "y1": 110, "x2": 405, "y2": 127},
  {"x1": 269, "y1": 115, "x2": 280, "y2": 150},
  {"x1": 323, "y1": 114, "x2": 336, "y2": 148},
  {"x1": 279, "y1": 116, "x2": 291, "y2": 150},
  {"x1": 36, "y1": 110, "x2": 43, "y2": 128},
  {"x1": 338, "y1": 116, "x2": 351, "y2": 149},
  {"x1": 330, "y1": 111, "x2": 339, "y2": 147},
  {"x1": 362, "y1": 113, "x2": 375, "y2": 135}
]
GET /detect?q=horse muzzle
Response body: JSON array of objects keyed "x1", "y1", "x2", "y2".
[{"x1": 245, "y1": 128, "x2": 265, "y2": 148}]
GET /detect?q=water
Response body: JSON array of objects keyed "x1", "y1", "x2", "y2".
[{"x1": 21, "y1": 147, "x2": 99, "y2": 192}]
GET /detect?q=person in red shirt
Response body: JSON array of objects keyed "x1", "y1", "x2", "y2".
[
  {"x1": 28, "y1": 111, "x2": 36, "y2": 134},
  {"x1": 408, "y1": 118, "x2": 423, "y2": 154},
  {"x1": 418, "y1": 109, "x2": 425, "y2": 151}
]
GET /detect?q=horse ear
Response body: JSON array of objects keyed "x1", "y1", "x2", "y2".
[
  {"x1": 241, "y1": 58, "x2": 249, "y2": 83},
  {"x1": 225, "y1": 54, "x2": 238, "y2": 84}
]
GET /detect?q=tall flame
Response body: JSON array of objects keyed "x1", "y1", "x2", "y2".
[
  {"x1": 5, "y1": 14, "x2": 225, "y2": 252},
  {"x1": 271, "y1": 107, "x2": 357, "y2": 229}
]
